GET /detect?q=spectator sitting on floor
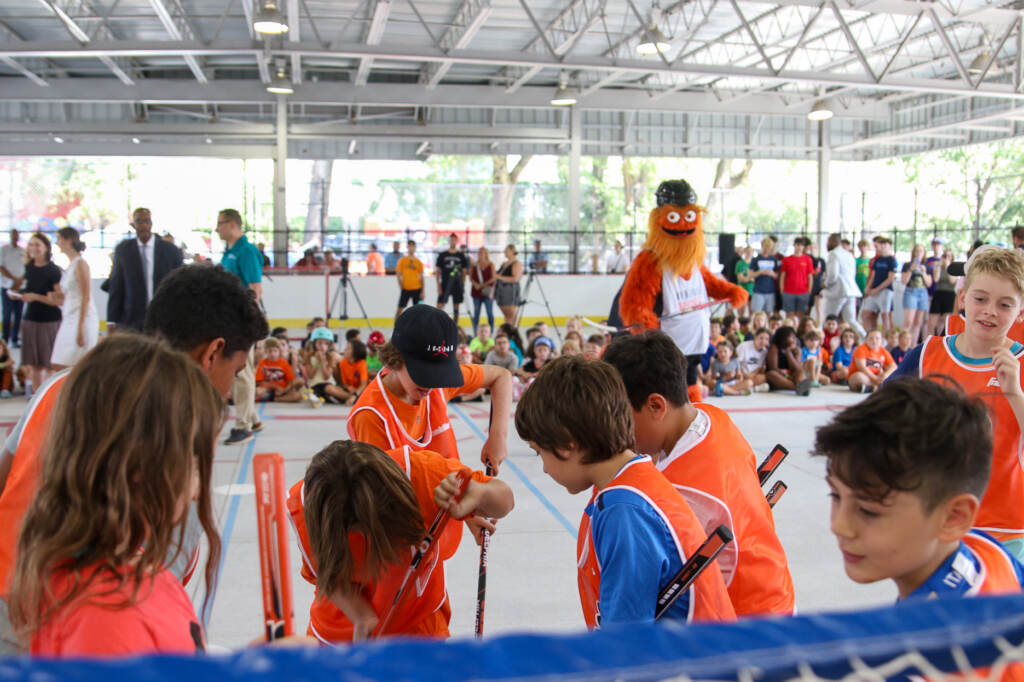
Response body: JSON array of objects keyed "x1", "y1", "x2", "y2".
[
  {"x1": 485, "y1": 333, "x2": 519, "y2": 372},
  {"x1": 255, "y1": 338, "x2": 305, "y2": 403},
  {"x1": 519, "y1": 336, "x2": 554, "y2": 381},
  {"x1": 583, "y1": 334, "x2": 605, "y2": 361},
  {"x1": 470, "y1": 323, "x2": 495, "y2": 362},
  {"x1": 704, "y1": 340, "x2": 753, "y2": 397},
  {"x1": 830, "y1": 328, "x2": 858, "y2": 385}
]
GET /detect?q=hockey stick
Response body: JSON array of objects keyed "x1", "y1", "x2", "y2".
[
  {"x1": 756, "y1": 444, "x2": 789, "y2": 486},
  {"x1": 766, "y1": 481, "x2": 788, "y2": 509},
  {"x1": 582, "y1": 299, "x2": 730, "y2": 334},
  {"x1": 377, "y1": 469, "x2": 471, "y2": 636},
  {"x1": 253, "y1": 453, "x2": 295, "y2": 642},
  {"x1": 655, "y1": 525, "x2": 733, "y2": 620},
  {"x1": 475, "y1": 404, "x2": 495, "y2": 638}
]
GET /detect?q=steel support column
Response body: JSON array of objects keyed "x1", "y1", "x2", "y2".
[
  {"x1": 273, "y1": 96, "x2": 288, "y2": 267},
  {"x1": 817, "y1": 119, "x2": 830, "y2": 249},
  {"x1": 569, "y1": 105, "x2": 581, "y2": 274}
]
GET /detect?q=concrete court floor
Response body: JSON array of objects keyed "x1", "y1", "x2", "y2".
[{"x1": 0, "y1": 382, "x2": 894, "y2": 650}]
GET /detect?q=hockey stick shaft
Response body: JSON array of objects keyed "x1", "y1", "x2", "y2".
[
  {"x1": 655, "y1": 525, "x2": 733, "y2": 620},
  {"x1": 766, "y1": 481, "x2": 788, "y2": 509},
  {"x1": 475, "y1": 404, "x2": 496, "y2": 637},
  {"x1": 756, "y1": 444, "x2": 790, "y2": 486},
  {"x1": 253, "y1": 453, "x2": 294, "y2": 641}
]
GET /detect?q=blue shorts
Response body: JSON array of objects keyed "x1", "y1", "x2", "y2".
[{"x1": 902, "y1": 287, "x2": 929, "y2": 311}]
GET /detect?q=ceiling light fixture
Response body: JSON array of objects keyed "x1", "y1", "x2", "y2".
[
  {"x1": 807, "y1": 99, "x2": 833, "y2": 121},
  {"x1": 254, "y1": 1, "x2": 288, "y2": 35},
  {"x1": 131, "y1": 137, "x2": 141, "y2": 144},
  {"x1": 52, "y1": 135, "x2": 64, "y2": 144},
  {"x1": 637, "y1": 6, "x2": 672, "y2": 55},
  {"x1": 266, "y1": 63, "x2": 294, "y2": 94},
  {"x1": 968, "y1": 50, "x2": 992, "y2": 75},
  {"x1": 551, "y1": 72, "x2": 578, "y2": 106}
]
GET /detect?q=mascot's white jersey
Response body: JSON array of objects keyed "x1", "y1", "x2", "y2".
[{"x1": 661, "y1": 266, "x2": 710, "y2": 356}]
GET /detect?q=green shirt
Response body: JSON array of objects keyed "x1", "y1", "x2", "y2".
[
  {"x1": 855, "y1": 257, "x2": 870, "y2": 294},
  {"x1": 470, "y1": 337, "x2": 495, "y2": 356},
  {"x1": 221, "y1": 235, "x2": 263, "y2": 286},
  {"x1": 735, "y1": 259, "x2": 753, "y2": 294}
]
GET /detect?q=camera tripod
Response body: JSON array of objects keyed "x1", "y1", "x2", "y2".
[
  {"x1": 327, "y1": 259, "x2": 373, "y2": 330},
  {"x1": 514, "y1": 271, "x2": 562, "y2": 342}
]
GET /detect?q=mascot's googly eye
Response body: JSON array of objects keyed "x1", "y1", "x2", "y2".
[
  {"x1": 666, "y1": 211, "x2": 681, "y2": 224},
  {"x1": 684, "y1": 209, "x2": 697, "y2": 223}
]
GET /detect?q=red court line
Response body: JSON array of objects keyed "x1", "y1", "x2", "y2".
[{"x1": 723, "y1": 404, "x2": 843, "y2": 414}]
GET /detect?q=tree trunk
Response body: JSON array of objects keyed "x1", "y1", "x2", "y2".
[
  {"x1": 304, "y1": 159, "x2": 333, "y2": 245},
  {"x1": 489, "y1": 155, "x2": 532, "y2": 248},
  {"x1": 713, "y1": 158, "x2": 754, "y2": 189}
]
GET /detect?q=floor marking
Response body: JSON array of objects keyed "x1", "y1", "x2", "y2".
[
  {"x1": 449, "y1": 403, "x2": 576, "y2": 539},
  {"x1": 264, "y1": 414, "x2": 348, "y2": 421},
  {"x1": 723, "y1": 404, "x2": 845, "y2": 414},
  {"x1": 214, "y1": 483, "x2": 255, "y2": 496}
]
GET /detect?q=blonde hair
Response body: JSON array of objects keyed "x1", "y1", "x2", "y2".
[
  {"x1": 963, "y1": 245, "x2": 1024, "y2": 301},
  {"x1": 9, "y1": 335, "x2": 224, "y2": 639}
]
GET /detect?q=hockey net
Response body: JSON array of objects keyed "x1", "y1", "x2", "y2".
[{"x1": 3, "y1": 593, "x2": 1024, "y2": 681}]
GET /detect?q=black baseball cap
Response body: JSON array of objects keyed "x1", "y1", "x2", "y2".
[
  {"x1": 948, "y1": 261, "x2": 966, "y2": 277},
  {"x1": 391, "y1": 305, "x2": 463, "y2": 388}
]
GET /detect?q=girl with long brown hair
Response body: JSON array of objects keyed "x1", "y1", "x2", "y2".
[
  {"x1": 9, "y1": 334, "x2": 224, "y2": 656},
  {"x1": 287, "y1": 440, "x2": 513, "y2": 642}
]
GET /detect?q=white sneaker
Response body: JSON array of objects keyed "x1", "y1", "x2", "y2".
[{"x1": 753, "y1": 383, "x2": 770, "y2": 393}]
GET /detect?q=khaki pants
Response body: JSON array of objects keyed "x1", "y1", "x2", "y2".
[{"x1": 232, "y1": 349, "x2": 256, "y2": 430}]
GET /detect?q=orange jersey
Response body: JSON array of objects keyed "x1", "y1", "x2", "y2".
[
  {"x1": 918, "y1": 336, "x2": 1024, "y2": 541},
  {"x1": 255, "y1": 357, "x2": 295, "y2": 390},
  {"x1": 851, "y1": 344, "x2": 894, "y2": 375},
  {"x1": 0, "y1": 371, "x2": 68, "y2": 592},
  {"x1": 338, "y1": 358, "x2": 368, "y2": 390},
  {"x1": 286, "y1": 445, "x2": 490, "y2": 643},
  {"x1": 577, "y1": 455, "x2": 735, "y2": 628},
  {"x1": 657, "y1": 404, "x2": 795, "y2": 616},
  {"x1": 946, "y1": 314, "x2": 1024, "y2": 345}
]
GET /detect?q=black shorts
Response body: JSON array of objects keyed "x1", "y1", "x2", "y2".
[
  {"x1": 437, "y1": 279, "x2": 464, "y2": 305},
  {"x1": 312, "y1": 382, "x2": 344, "y2": 404},
  {"x1": 398, "y1": 288, "x2": 422, "y2": 308},
  {"x1": 930, "y1": 290, "x2": 956, "y2": 314},
  {"x1": 685, "y1": 354, "x2": 702, "y2": 387}
]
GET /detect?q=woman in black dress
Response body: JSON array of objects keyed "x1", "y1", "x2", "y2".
[{"x1": 10, "y1": 233, "x2": 62, "y2": 395}]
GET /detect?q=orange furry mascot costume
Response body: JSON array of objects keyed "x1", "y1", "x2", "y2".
[{"x1": 620, "y1": 180, "x2": 748, "y2": 404}]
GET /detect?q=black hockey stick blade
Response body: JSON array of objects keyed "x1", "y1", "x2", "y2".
[
  {"x1": 766, "y1": 481, "x2": 788, "y2": 509},
  {"x1": 757, "y1": 444, "x2": 789, "y2": 486},
  {"x1": 655, "y1": 525, "x2": 733, "y2": 620}
]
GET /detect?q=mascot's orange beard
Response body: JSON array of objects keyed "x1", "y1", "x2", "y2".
[{"x1": 644, "y1": 204, "x2": 707, "y2": 278}]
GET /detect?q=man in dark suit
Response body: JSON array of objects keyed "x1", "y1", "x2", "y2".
[{"x1": 107, "y1": 207, "x2": 184, "y2": 331}]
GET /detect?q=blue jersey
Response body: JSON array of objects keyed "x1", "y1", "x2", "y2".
[{"x1": 903, "y1": 530, "x2": 1024, "y2": 601}]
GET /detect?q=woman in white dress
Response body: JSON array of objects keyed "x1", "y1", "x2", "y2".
[{"x1": 50, "y1": 227, "x2": 98, "y2": 369}]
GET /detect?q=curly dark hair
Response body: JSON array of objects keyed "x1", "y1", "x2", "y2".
[
  {"x1": 813, "y1": 376, "x2": 992, "y2": 510},
  {"x1": 144, "y1": 264, "x2": 268, "y2": 355}
]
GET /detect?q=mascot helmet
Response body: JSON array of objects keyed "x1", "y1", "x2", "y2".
[{"x1": 655, "y1": 180, "x2": 698, "y2": 208}]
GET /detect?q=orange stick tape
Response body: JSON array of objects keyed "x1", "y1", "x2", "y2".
[{"x1": 253, "y1": 453, "x2": 295, "y2": 641}]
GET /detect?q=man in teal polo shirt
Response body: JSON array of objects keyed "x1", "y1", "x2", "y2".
[{"x1": 216, "y1": 208, "x2": 264, "y2": 445}]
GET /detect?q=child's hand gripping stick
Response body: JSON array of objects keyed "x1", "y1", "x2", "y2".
[
  {"x1": 253, "y1": 453, "x2": 295, "y2": 642},
  {"x1": 377, "y1": 469, "x2": 471, "y2": 637},
  {"x1": 655, "y1": 525, "x2": 733, "y2": 620}
]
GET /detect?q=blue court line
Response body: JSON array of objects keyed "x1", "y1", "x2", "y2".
[
  {"x1": 449, "y1": 403, "x2": 577, "y2": 539},
  {"x1": 202, "y1": 402, "x2": 267, "y2": 626}
]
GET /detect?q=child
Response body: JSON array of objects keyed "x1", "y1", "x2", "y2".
[
  {"x1": 519, "y1": 336, "x2": 554, "y2": 380},
  {"x1": 862, "y1": 237, "x2": 898, "y2": 332},
  {"x1": 255, "y1": 337, "x2": 304, "y2": 402},
  {"x1": 603, "y1": 332, "x2": 795, "y2": 616},
  {"x1": 709, "y1": 318, "x2": 725, "y2": 346},
  {"x1": 9, "y1": 335, "x2": 223, "y2": 656},
  {"x1": 583, "y1": 334, "x2": 605, "y2": 361},
  {"x1": 395, "y1": 240, "x2": 424, "y2": 319},
  {"x1": 830, "y1": 328, "x2": 858, "y2": 385},
  {"x1": 890, "y1": 246, "x2": 1024, "y2": 560},
  {"x1": 765, "y1": 326, "x2": 812, "y2": 396},
  {"x1": 366, "y1": 330, "x2": 385, "y2": 379},
  {"x1": 848, "y1": 329, "x2": 896, "y2": 393},
  {"x1": 822, "y1": 314, "x2": 840, "y2": 353},
  {"x1": 883, "y1": 328, "x2": 899, "y2": 352},
  {"x1": 0, "y1": 339, "x2": 13, "y2": 398},
  {"x1": 855, "y1": 239, "x2": 872, "y2": 296},
  {"x1": 469, "y1": 323, "x2": 494, "y2": 362},
  {"x1": 737, "y1": 316, "x2": 752, "y2": 341},
  {"x1": 750, "y1": 311, "x2": 769, "y2": 335},
  {"x1": 514, "y1": 355, "x2": 736, "y2": 627},
  {"x1": 345, "y1": 329, "x2": 361, "y2": 345},
  {"x1": 337, "y1": 339, "x2": 370, "y2": 400},
  {"x1": 484, "y1": 334, "x2": 519, "y2": 372},
  {"x1": 560, "y1": 339, "x2": 581, "y2": 357},
  {"x1": 706, "y1": 341, "x2": 753, "y2": 396},
  {"x1": 303, "y1": 327, "x2": 349, "y2": 405},
  {"x1": 287, "y1": 440, "x2": 513, "y2": 642},
  {"x1": 814, "y1": 378, "x2": 1023, "y2": 602},
  {"x1": 767, "y1": 313, "x2": 783, "y2": 334},
  {"x1": 735, "y1": 327, "x2": 771, "y2": 391},
  {"x1": 801, "y1": 330, "x2": 830, "y2": 387},
  {"x1": 890, "y1": 329, "x2": 912, "y2": 366},
  {"x1": 270, "y1": 326, "x2": 302, "y2": 377}
]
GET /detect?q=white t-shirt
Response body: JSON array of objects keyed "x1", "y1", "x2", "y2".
[
  {"x1": 606, "y1": 250, "x2": 629, "y2": 274},
  {"x1": 0, "y1": 244, "x2": 25, "y2": 289},
  {"x1": 736, "y1": 340, "x2": 768, "y2": 373}
]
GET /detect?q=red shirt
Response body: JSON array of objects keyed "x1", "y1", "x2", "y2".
[
  {"x1": 255, "y1": 357, "x2": 295, "y2": 390},
  {"x1": 32, "y1": 564, "x2": 203, "y2": 657},
  {"x1": 780, "y1": 254, "x2": 813, "y2": 294}
]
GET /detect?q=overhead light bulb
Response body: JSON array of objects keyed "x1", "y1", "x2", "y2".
[
  {"x1": 637, "y1": 27, "x2": 672, "y2": 56},
  {"x1": 254, "y1": 1, "x2": 288, "y2": 35},
  {"x1": 551, "y1": 73, "x2": 577, "y2": 106},
  {"x1": 131, "y1": 137, "x2": 141, "y2": 144},
  {"x1": 266, "y1": 66, "x2": 294, "y2": 94},
  {"x1": 52, "y1": 135, "x2": 64, "y2": 144},
  {"x1": 807, "y1": 99, "x2": 833, "y2": 121}
]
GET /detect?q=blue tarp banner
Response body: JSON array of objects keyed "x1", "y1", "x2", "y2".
[{"x1": 3, "y1": 594, "x2": 1024, "y2": 681}]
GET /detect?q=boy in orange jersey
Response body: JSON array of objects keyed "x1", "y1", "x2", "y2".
[
  {"x1": 286, "y1": 440, "x2": 513, "y2": 642},
  {"x1": 815, "y1": 378, "x2": 1024, "y2": 603},
  {"x1": 602, "y1": 330, "x2": 795, "y2": 617},
  {"x1": 255, "y1": 337, "x2": 304, "y2": 402},
  {"x1": 889, "y1": 246, "x2": 1024, "y2": 562},
  {"x1": 515, "y1": 355, "x2": 735, "y2": 628}
]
